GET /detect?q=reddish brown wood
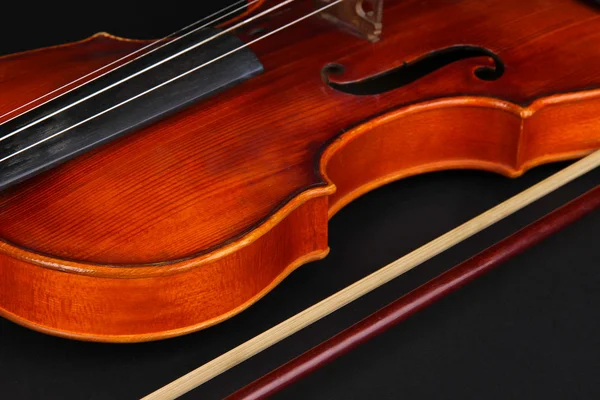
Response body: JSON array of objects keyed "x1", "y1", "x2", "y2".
[
  {"x1": 219, "y1": 0, "x2": 267, "y2": 26},
  {"x1": 224, "y1": 185, "x2": 600, "y2": 400},
  {"x1": 0, "y1": 0, "x2": 599, "y2": 342}
]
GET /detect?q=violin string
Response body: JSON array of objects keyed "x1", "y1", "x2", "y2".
[
  {"x1": 0, "y1": 0, "x2": 344, "y2": 165},
  {"x1": 142, "y1": 149, "x2": 600, "y2": 400},
  {"x1": 0, "y1": 0, "x2": 261, "y2": 140},
  {"x1": 0, "y1": 0, "x2": 253, "y2": 127}
]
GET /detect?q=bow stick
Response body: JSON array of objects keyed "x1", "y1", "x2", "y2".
[
  {"x1": 144, "y1": 149, "x2": 600, "y2": 400},
  {"x1": 225, "y1": 184, "x2": 600, "y2": 399}
]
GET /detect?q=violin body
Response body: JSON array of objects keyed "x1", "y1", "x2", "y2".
[{"x1": 0, "y1": 0, "x2": 598, "y2": 342}]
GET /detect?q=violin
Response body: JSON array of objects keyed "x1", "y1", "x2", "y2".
[{"x1": 0, "y1": 0, "x2": 599, "y2": 345}]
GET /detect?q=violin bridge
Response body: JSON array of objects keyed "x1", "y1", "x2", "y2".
[{"x1": 315, "y1": 0, "x2": 383, "y2": 42}]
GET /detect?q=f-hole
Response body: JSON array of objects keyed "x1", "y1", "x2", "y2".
[{"x1": 322, "y1": 45, "x2": 505, "y2": 96}]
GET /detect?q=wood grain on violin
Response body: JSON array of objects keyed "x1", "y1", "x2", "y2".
[{"x1": 0, "y1": 0, "x2": 599, "y2": 342}]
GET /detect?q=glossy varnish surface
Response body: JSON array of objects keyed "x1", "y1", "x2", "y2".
[{"x1": 0, "y1": 0, "x2": 599, "y2": 341}]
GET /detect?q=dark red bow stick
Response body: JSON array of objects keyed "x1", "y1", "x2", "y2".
[{"x1": 225, "y1": 185, "x2": 600, "y2": 400}]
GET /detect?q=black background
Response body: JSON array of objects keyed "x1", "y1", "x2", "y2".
[{"x1": 0, "y1": 2, "x2": 599, "y2": 399}]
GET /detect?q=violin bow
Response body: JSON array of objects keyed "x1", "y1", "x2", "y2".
[
  {"x1": 144, "y1": 149, "x2": 600, "y2": 400},
  {"x1": 225, "y1": 184, "x2": 600, "y2": 400}
]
